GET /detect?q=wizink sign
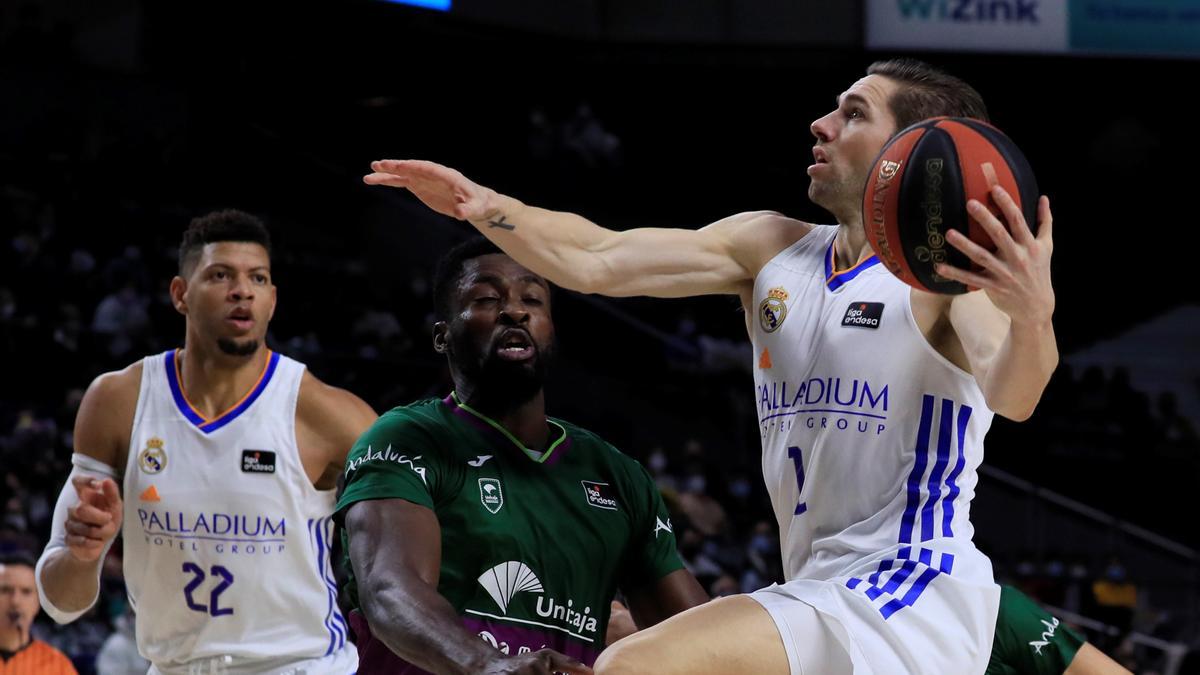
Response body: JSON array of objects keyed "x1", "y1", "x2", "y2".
[
  {"x1": 867, "y1": 0, "x2": 1069, "y2": 52},
  {"x1": 896, "y1": 0, "x2": 1041, "y2": 22}
]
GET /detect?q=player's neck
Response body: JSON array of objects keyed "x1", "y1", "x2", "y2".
[
  {"x1": 833, "y1": 222, "x2": 872, "y2": 270},
  {"x1": 456, "y1": 385, "x2": 550, "y2": 451},
  {"x1": 175, "y1": 343, "x2": 271, "y2": 419},
  {"x1": 0, "y1": 627, "x2": 29, "y2": 653}
]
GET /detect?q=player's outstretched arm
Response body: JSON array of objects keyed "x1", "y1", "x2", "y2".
[
  {"x1": 346, "y1": 498, "x2": 592, "y2": 675},
  {"x1": 364, "y1": 159, "x2": 809, "y2": 298},
  {"x1": 38, "y1": 367, "x2": 138, "y2": 621},
  {"x1": 623, "y1": 569, "x2": 708, "y2": 630},
  {"x1": 942, "y1": 185, "x2": 1057, "y2": 421}
]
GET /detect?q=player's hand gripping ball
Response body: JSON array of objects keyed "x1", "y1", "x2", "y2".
[{"x1": 863, "y1": 117, "x2": 1038, "y2": 294}]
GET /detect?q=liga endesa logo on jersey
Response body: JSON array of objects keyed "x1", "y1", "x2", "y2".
[
  {"x1": 842, "y1": 302, "x2": 884, "y2": 329},
  {"x1": 241, "y1": 449, "x2": 276, "y2": 473},
  {"x1": 581, "y1": 481, "x2": 618, "y2": 511}
]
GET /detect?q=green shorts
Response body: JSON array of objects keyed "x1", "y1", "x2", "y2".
[{"x1": 985, "y1": 584, "x2": 1086, "y2": 675}]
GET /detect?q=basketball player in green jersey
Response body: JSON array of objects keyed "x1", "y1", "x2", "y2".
[
  {"x1": 336, "y1": 238, "x2": 708, "y2": 674},
  {"x1": 989, "y1": 584, "x2": 1130, "y2": 675}
]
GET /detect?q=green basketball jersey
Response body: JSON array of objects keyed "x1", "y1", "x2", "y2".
[
  {"x1": 986, "y1": 584, "x2": 1086, "y2": 675},
  {"x1": 336, "y1": 395, "x2": 684, "y2": 671}
]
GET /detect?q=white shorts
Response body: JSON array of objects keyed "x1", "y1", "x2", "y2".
[
  {"x1": 147, "y1": 644, "x2": 358, "y2": 675},
  {"x1": 750, "y1": 573, "x2": 999, "y2": 675}
]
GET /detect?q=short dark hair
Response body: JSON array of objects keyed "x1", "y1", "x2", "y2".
[
  {"x1": 0, "y1": 551, "x2": 36, "y2": 570},
  {"x1": 866, "y1": 58, "x2": 989, "y2": 133},
  {"x1": 178, "y1": 209, "x2": 272, "y2": 276},
  {"x1": 432, "y1": 237, "x2": 506, "y2": 321}
]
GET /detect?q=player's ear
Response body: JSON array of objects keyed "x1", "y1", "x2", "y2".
[
  {"x1": 433, "y1": 321, "x2": 449, "y2": 354},
  {"x1": 169, "y1": 277, "x2": 188, "y2": 316}
]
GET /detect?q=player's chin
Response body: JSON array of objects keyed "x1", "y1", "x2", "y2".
[{"x1": 217, "y1": 337, "x2": 262, "y2": 357}]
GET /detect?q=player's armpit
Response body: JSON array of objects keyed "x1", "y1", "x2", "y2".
[{"x1": 622, "y1": 569, "x2": 708, "y2": 630}]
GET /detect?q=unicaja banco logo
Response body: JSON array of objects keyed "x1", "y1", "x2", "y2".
[
  {"x1": 478, "y1": 561, "x2": 544, "y2": 614},
  {"x1": 475, "y1": 560, "x2": 600, "y2": 637}
]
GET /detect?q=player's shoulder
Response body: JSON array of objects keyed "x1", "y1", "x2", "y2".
[
  {"x1": 550, "y1": 416, "x2": 613, "y2": 450},
  {"x1": 78, "y1": 358, "x2": 144, "y2": 429},
  {"x1": 87, "y1": 358, "x2": 144, "y2": 400},
  {"x1": 552, "y1": 418, "x2": 648, "y2": 474},
  {"x1": 708, "y1": 211, "x2": 817, "y2": 272},
  {"x1": 356, "y1": 398, "x2": 450, "y2": 446},
  {"x1": 297, "y1": 369, "x2": 376, "y2": 429},
  {"x1": 714, "y1": 210, "x2": 813, "y2": 236}
]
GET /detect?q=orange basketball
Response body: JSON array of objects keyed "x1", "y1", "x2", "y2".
[{"x1": 863, "y1": 117, "x2": 1039, "y2": 294}]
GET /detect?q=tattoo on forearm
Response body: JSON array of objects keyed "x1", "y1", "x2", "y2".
[{"x1": 488, "y1": 216, "x2": 515, "y2": 231}]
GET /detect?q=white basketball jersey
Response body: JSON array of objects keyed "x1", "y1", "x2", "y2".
[
  {"x1": 751, "y1": 226, "x2": 995, "y2": 611},
  {"x1": 123, "y1": 350, "x2": 356, "y2": 674}
]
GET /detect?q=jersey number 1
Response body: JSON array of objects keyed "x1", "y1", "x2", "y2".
[
  {"x1": 788, "y1": 446, "x2": 807, "y2": 515},
  {"x1": 183, "y1": 563, "x2": 235, "y2": 616}
]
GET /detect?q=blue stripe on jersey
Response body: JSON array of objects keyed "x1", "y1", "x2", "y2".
[
  {"x1": 824, "y1": 241, "x2": 882, "y2": 292},
  {"x1": 879, "y1": 598, "x2": 907, "y2": 619},
  {"x1": 898, "y1": 567, "x2": 941, "y2": 610},
  {"x1": 882, "y1": 560, "x2": 918, "y2": 594},
  {"x1": 869, "y1": 560, "x2": 893, "y2": 586},
  {"x1": 941, "y1": 404, "x2": 973, "y2": 537},
  {"x1": 310, "y1": 518, "x2": 339, "y2": 657},
  {"x1": 321, "y1": 518, "x2": 348, "y2": 651},
  {"x1": 165, "y1": 350, "x2": 207, "y2": 427},
  {"x1": 851, "y1": 396, "x2": 969, "y2": 620},
  {"x1": 898, "y1": 395, "x2": 935, "y2": 545},
  {"x1": 164, "y1": 350, "x2": 281, "y2": 434},
  {"x1": 918, "y1": 547, "x2": 932, "y2": 566},
  {"x1": 920, "y1": 398, "x2": 955, "y2": 542}
]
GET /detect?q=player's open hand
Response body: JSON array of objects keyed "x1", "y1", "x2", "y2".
[
  {"x1": 66, "y1": 477, "x2": 123, "y2": 562},
  {"x1": 481, "y1": 649, "x2": 593, "y2": 675},
  {"x1": 364, "y1": 159, "x2": 499, "y2": 223},
  {"x1": 936, "y1": 164, "x2": 1055, "y2": 327}
]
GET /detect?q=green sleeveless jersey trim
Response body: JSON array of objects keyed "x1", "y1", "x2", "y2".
[{"x1": 450, "y1": 391, "x2": 568, "y2": 463}]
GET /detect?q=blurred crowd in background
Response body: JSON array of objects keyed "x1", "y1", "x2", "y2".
[{"x1": 2, "y1": 0, "x2": 1200, "y2": 672}]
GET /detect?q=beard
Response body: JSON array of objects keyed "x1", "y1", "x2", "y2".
[
  {"x1": 810, "y1": 169, "x2": 871, "y2": 223},
  {"x1": 452, "y1": 331, "x2": 555, "y2": 409},
  {"x1": 217, "y1": 337, "x2": 260, "y2": 357}
]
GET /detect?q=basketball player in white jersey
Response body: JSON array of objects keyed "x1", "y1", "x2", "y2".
[
  {"x1": 362, "y1": 58, "x2": 1058, "y2": 674},
  {"x1": 36, "y1": 210, "x2": 375, "y2": 674}
]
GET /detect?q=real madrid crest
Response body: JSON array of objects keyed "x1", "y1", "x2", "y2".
[
  {"x1": 758, "y1": 286, "x2": 789, "y2": 333},
  {"x1": 139, "y1": 437, "x2": 167, "y2": 474}
]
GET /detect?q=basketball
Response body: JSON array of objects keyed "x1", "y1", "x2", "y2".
[{"x1": 862, "y1": 117, "x2": 1039, "y2": 294}]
